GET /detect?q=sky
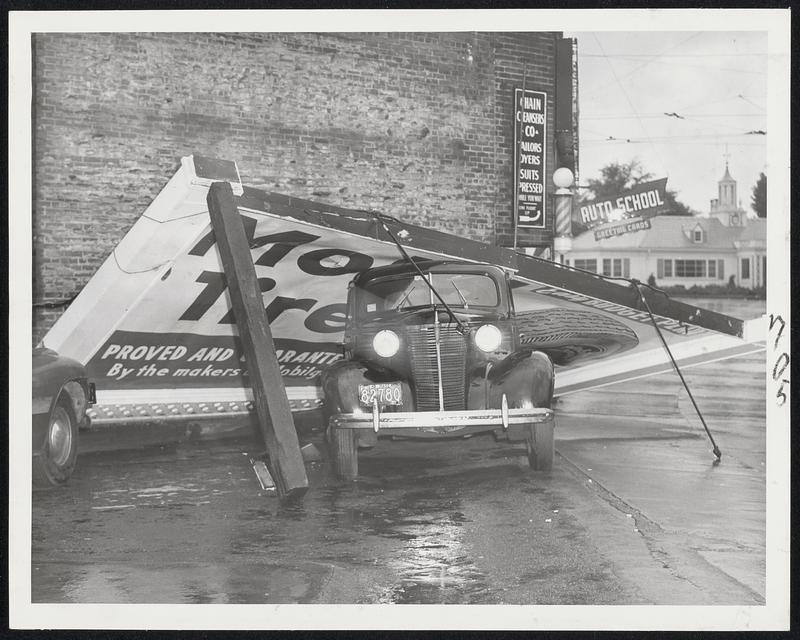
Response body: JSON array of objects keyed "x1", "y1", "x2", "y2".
[{"x1": 565, "y1": 31, "x2": 768, "y2": 215}]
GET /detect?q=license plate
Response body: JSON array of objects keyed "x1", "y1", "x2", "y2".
[{"x1": 359, "y1": 383, "x2": 403, "y2": 407}]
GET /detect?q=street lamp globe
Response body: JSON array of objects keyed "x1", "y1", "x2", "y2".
[{"x1": 553, "y1": 167, "x2": 574, "y2": 189}]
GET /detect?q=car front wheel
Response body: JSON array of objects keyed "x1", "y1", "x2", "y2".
[
  {"x1": 33, "y1": 399, "x2": 79, "y2": 487},
  {"x1": 525, "y1": 417, "x2": 554, "y2": 471}
]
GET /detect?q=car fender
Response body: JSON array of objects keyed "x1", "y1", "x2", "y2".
[
  {"x1": 485, "y1": 349, "x2": 554, "y2": 409},
  {"x1": 32, "y1": 350, "x2": 91, "y2": 448}
]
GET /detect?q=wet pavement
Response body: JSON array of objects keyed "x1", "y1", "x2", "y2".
[
  {"x1": 32, "y1": 368, "x2": 765, "y2": 606},
  {"x1": 32, "y1": 301, "x2": 767, "y2": 606},
  {"x1": 33, "y1": 433, "x2": 638, "y2": 604}
]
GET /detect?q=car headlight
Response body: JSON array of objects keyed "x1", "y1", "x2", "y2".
[
  {"x1": 474, "y1": 324, "x2": 502, "y2": 352},
  {"x1": 373, "y1": 330, "x2": 400, "y2": 358}
]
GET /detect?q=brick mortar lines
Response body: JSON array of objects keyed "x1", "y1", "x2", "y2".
[{"x1": 32, "y1": 32, "x2": 560, "y2": 343}]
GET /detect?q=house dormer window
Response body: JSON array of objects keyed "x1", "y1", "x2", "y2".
[{"x1": 693, "y1": 227, "x2": 704, "y2": 243}]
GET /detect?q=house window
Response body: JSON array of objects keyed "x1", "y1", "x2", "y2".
[
  {"x1": 574, "y1": 259, "x2": 597, "y2": 273},
  {"x1": 603, "y1": 258, "x2": 629, "y2": 278},
  {"x1": 708, "y1": 260, "x2": 716, "y2": 278},
  {"x1": 675, "y1": 259, "x2": 707, "y2": 278},
  {"x1": 741, "y1": 257, "x2": 750, "y2": 280},
  {"x1": 657, "y1": 259, "x2": 673, "y2": 279},
  {"x1": 693, "y1": 229, "x2": 703, "y2": 243}
]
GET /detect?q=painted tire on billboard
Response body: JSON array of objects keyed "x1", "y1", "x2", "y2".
[{"x1": 517, "y1": 309, "x2": 639, "y2": 366}]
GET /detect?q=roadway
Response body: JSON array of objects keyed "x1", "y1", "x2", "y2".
[{"x1": 32, "y1": 352, "x2": 765, "y2": 607}]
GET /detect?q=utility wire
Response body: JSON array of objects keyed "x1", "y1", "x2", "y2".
[
  {"x1": 674, "y1": 92, "x2": 765, "y2": 113},
  {"x1": 582, "y1": 113, "x2": 767, "y2": 120},
  {"x1": 582, "y1": 131, "x2": 767, "y2": 142},
  {"x1": 737, "y1": 94, "x2": 766, "y2": 112},
  {"x1": 680, "y1": 116, "x2": 764, "y2": 135},
  {"x1": 581, "y1": 32, "x2": 703, "y2": 99},
  {"x1": 581, "y1": 140, "x2": 766, "y2": 147},
  {"x1": 583, "y1": 131, "x2": 767, "y2": 140},
  {"x1": 591, "y1": 34, "x2": 668, "y2": 176},
  {"x1": 584, "y1": 57, "x2": 764, "y2": 75},
  {"x1": 580, "y1": 52, "x2": 768, "y2": 58}
]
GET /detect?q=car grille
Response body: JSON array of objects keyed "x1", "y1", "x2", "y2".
[{"x1": 407, "y1": 324, "x2": 467, "y2": 411}]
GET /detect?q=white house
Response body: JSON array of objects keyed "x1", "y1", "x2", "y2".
[
  {"x1": 565, "y1": 164, "x2": 766, "y2": 289},
  {"x1": 734, "y1": 217, "x2": 767, "y2": 289}
]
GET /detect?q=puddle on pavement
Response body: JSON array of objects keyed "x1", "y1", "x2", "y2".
[
  {"x1": 32, "y1": 436, "x2": 542, "y2": 604},
  {"x1": 38, "y1": 561, "x2": 331, "y2": 604},
  {"x1": 323, "y1": 487, "x2": 495, "y2": 604}
]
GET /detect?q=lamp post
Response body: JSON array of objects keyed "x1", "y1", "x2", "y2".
[{"x1": 552, "y1": 167, "x2": 574, "y2": 264}]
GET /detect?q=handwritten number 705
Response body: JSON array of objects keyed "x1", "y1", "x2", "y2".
[{"x1": 769, "y1": 314, "x2": 790, "y2": 407}]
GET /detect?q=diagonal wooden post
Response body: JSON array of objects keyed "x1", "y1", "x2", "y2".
[{"x1": 206, "y1": 181, "x2": 308, "y2": 500}]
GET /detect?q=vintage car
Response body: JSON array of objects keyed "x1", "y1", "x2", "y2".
[
  {"x1": 321, "y1": 260, "x2": 554, "y2": 480},
  {"x1": 32, "y1": 347, "x2": 94, "y2": 487}
]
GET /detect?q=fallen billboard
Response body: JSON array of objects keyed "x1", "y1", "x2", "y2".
[{"x1": 42, "y1": 156, "x2": 765, "y2": 425}]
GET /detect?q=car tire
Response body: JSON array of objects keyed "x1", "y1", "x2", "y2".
[
  {"x1": 525, "y1": 417, "x2": 554, "y2": 471},
  {"x1": 33, "y1": 398, "x2": 79, "y2": 487},
  {"x1": 330, "y1": 427, "x2": 358, "y2": 481},
  {"x1": 517, "y1": 308, "x2": 639, "y2": 366}
]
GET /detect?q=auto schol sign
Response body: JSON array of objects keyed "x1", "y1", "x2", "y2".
[
  {"x1": 576, "y1": 178, "x2": 669, "y2": 240},
  {"x1": 42, "y1": 156, "x2": 765, "y2": 423}
]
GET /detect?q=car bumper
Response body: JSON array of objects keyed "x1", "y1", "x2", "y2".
[{"x1": 329, "y1": 406, "x2": 553, "y2": 432}]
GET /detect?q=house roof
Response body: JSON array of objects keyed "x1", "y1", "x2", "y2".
[
  {"x1": 737, "y1": 216, "x2": 766, "y2": 242},
  {"x1": 571, "y1": 215, "x2": 751, "y2": 251}
]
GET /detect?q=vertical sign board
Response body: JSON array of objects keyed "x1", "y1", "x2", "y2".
[{"x1": 514, "y1": 88, "x2": 547, "y2": 229}]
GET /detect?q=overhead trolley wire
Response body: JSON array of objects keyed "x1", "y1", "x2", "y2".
[
  {"x1": 583, "y1": 131, "x2": 767, "y2": 142},
  {"x1": 580, "y1": 32, "x2": 703, "y2": 99},
  {"x1": 582, "y1": 113, "x2": 767, "y2": 120},
  {"x1": 737, "y1": 94, "x2": 766, "y2": 112},
  {"x1": 591, "y1": 34, "x2": 669, "y2": 175},
  {"x1": 582, "y1": 58, "x2": 764, "y2": 75},
  {"x1": 581, "y1": 140, "x2": 766, "y2": 148},
  {"x1": 673, "y1": 92, "x2": 766, "y2": 114},
  {"x1": 580, "y1": 52, "x2": 768, "y2": 58}
]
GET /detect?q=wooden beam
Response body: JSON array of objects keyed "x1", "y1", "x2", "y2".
[{"x1": 206, "y1": 181, "x2": 308, "y2": 500}]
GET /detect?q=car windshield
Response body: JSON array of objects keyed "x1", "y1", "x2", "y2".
[{"x1": 357, "y1": 271, "x2": 499, "y2": 316}]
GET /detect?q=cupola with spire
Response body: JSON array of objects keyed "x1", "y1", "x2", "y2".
[{"x1": 709, "y1": 153, "x2": 747, "y2": 227}]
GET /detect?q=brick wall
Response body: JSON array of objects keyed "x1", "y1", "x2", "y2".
[{"x1": 33, "y1": 31, "x2": 560, "y2": 343}]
